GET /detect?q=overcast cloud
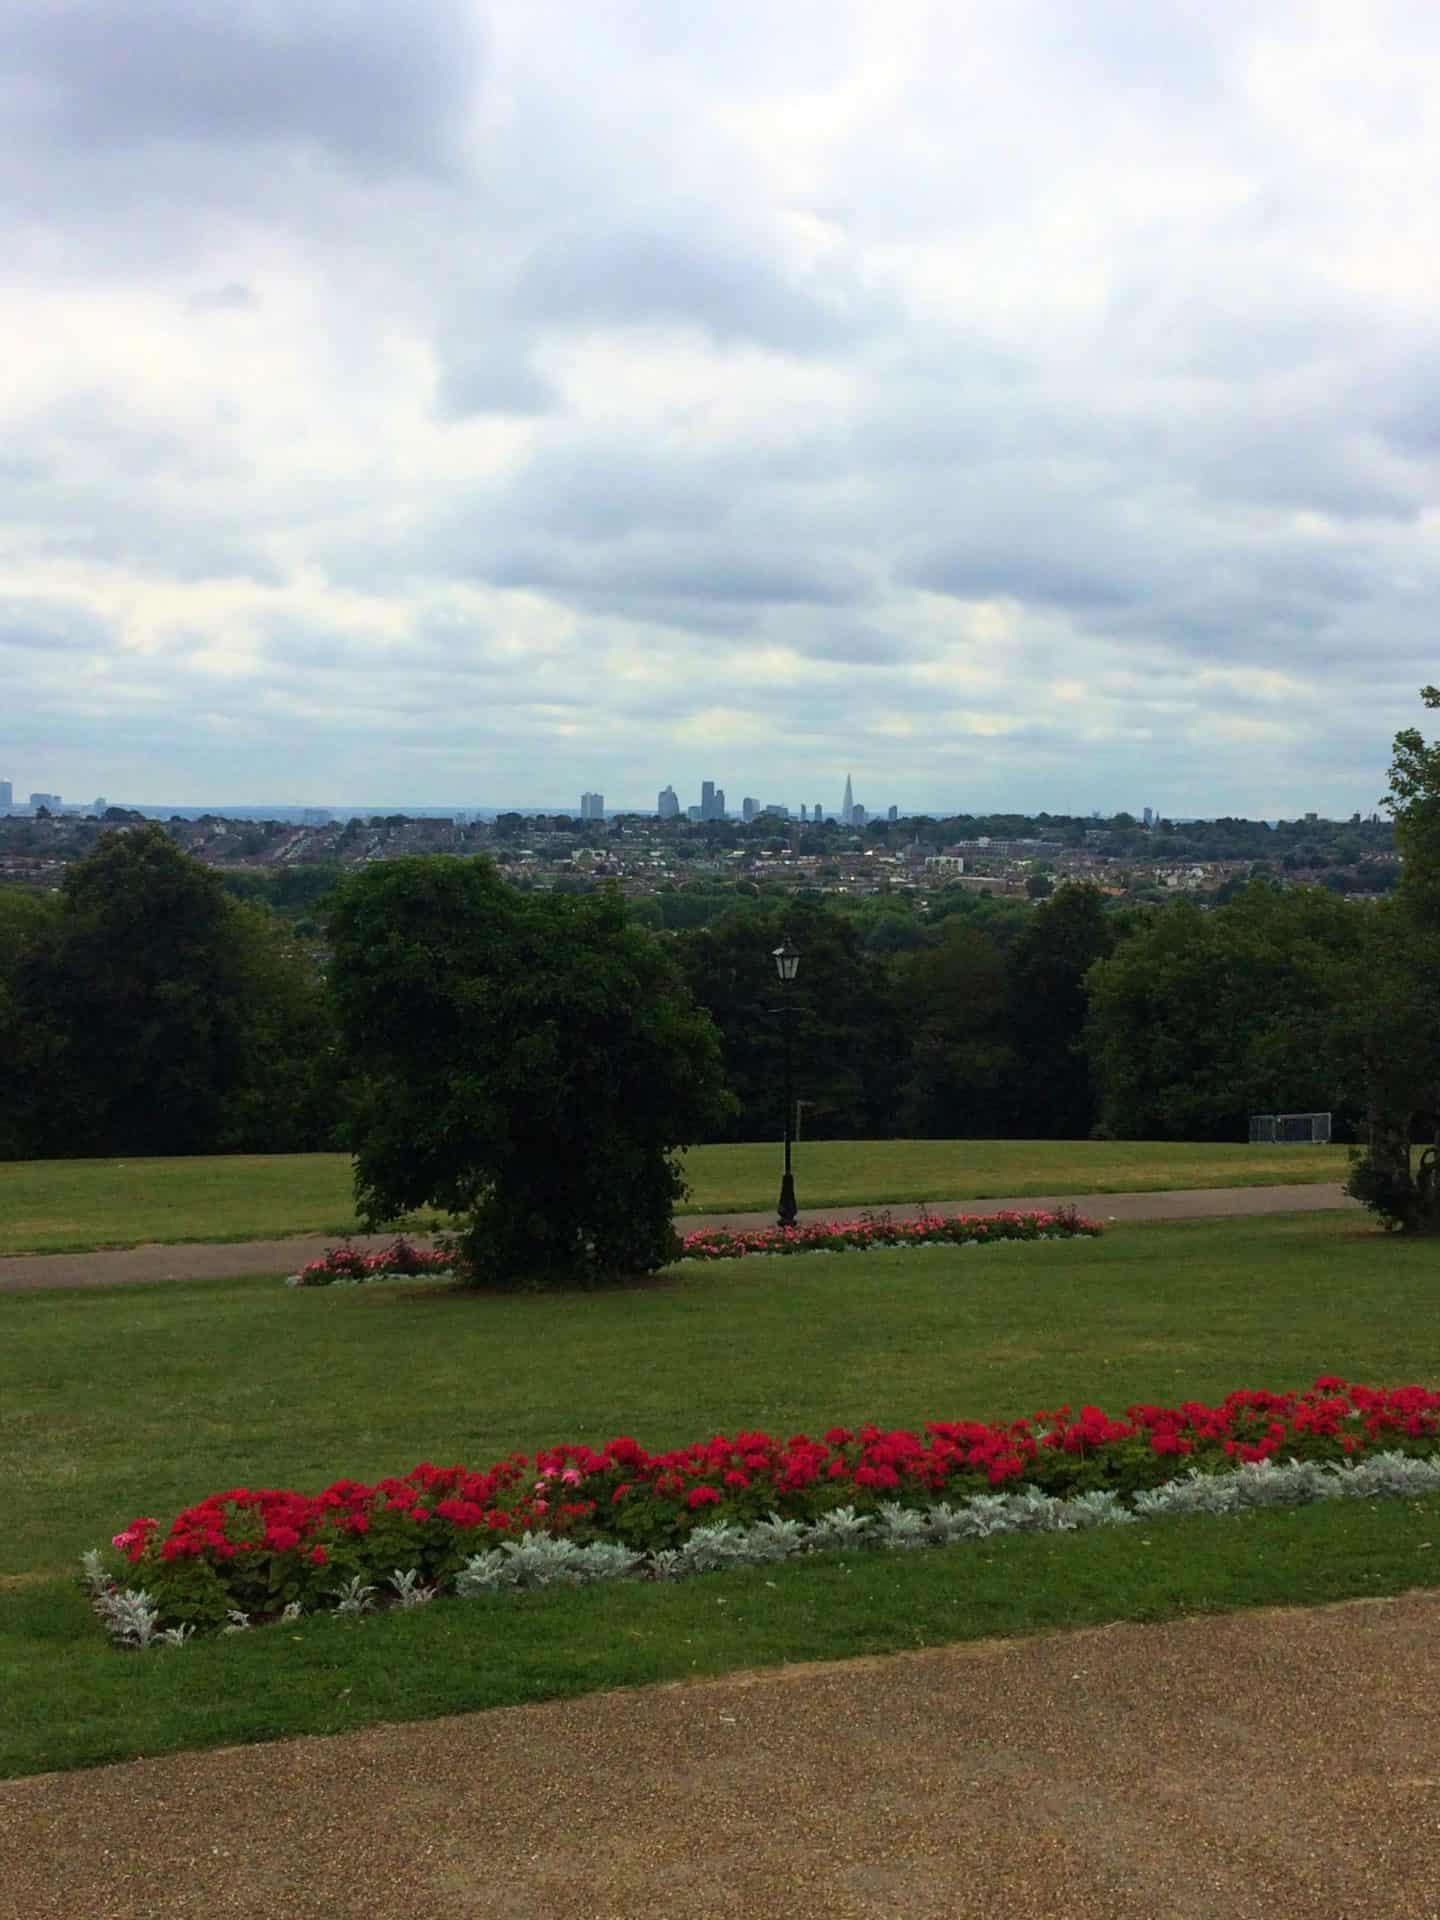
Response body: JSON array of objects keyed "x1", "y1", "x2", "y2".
[{"x1": 3, "y1": 0, "x2": 1439, "y2": 816}]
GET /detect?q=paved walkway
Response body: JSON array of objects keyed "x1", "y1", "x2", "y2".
[
  {"x1": 0, "y1": 1183, "x2": 1358, "y2": 1292},
  {"x1": 4, "y1": 1586, "x2": 1438, "y2": 1919}
]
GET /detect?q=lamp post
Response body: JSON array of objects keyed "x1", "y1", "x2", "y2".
[{"x1": 773, "y1": 938, "x2": 800, "y2": 1227}]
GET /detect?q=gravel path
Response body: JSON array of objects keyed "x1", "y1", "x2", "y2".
[
  {"x1": 0, "y1": 1183, "x2": 1358, "y2": 1292},
  {"x1": 4, "y1": 1587, "x2": 1437, "y2": 1919}
]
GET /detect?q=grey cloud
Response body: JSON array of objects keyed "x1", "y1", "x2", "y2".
[
  {"x1": 485, "y1": 537, "x2": 871, "y2": 611},
  {"x1": 436, "y1": 344, "x2": 556, "y2": 419},
  {"x1": 189, "y1": 282, "x2": 256, "y2": 312},
  {"x1": 908, "y1": 544, "x2": 1144, "y2": 614},
  {"x1": 512, "y1": 226, "x2": 885, "y2": 354},
  {"x1": 1, "y1": 0, "x2": 482, "y2": 174},
  {"x1": 0, "y1": 599, "x2": 109, "y2": 652}
]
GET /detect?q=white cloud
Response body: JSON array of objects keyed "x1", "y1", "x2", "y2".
[{"x1": 1, "y1": 0, "x2": 1437, "y2": 815}]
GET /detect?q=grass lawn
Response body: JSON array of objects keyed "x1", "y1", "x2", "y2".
[
  {"x1": 4, "y1": 1208, "x2": 1439, "y2": 1777},
  {"x1": 0, "y1": 1138, "x2": 1351, "y2": 1254}
]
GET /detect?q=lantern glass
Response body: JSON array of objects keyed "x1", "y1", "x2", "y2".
[{"x1": 773, "y1": 940, "x2": 800, "y2": 983}]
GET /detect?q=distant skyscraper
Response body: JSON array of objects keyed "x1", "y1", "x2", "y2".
[
  {"x1": 799, "y1": 804, "x2": 807, "y2": 822},
  {"x1": 742, "y1": 797, "x2": 759, "y2": 823},
  {"x1": 842, "y1": 774, "x2": 853, "y2": 821},
  {"x1": 1143, "y1": 806, "x2": 1154, "y2": 828},
  {"x1": 888, "y1": 804, "x2": 898, "y2": 823},
  {"x1": 580, "y1": 791, "x2": 603, "y2": 820},
  {"x1": 0, "y1": 779, "x2": 11, "y2": 811},
  {"x1": 813, "y1": 801, "x2": 822, "y2": 822},
  {"x1": 29, "y1": 792, "x2": 61, "y2": 810},
  {"x1": 658, "y1": 785, "x2": 679, "y2": 818},
  {"x1": 714, "y1": 786, "x2": 725, "y2": 818},
  {"x1": 701, "y1": 779, "x2": 716, "y2": 820}
]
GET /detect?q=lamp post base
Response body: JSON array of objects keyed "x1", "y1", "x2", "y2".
[{"x1": 777, "y1": 1171, "x2": 798, "y2": 1229}]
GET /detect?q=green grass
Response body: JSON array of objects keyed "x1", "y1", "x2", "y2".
[
  {"x1": 4, "y1": 1208, "x2": 1439, "y2": 1777},
  {"x1": 0, "y1": 1139, "x2": 1352, "y2": 1254}
]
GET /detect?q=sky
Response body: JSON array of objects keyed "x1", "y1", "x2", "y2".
[{"x1": 3, "y1": 0, "x2": 1439, "y2": 818}]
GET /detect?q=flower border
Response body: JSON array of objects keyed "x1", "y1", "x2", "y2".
[
  {"x1": 85, "y1": 1446, "x2": 1440, "y2": 1650},
  {"x1": 90, "y1": 1379, "x2": 1440, "y2": 1643},
  {"x1": 286, "y1": 1209, "x2": 1104, "y2": 1287}
]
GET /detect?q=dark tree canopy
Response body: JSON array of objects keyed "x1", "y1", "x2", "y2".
[
  {"x1": 1, "y1": 825, "x2": 329, "y2": 1157},
  {"x1": 1084, "y1": 881, "x2": 1363, "y2": 1141},
  {"x1": 327, "y1": 857, "x2": 733, "y2": 1285},
  {"x1": 1345, "y1": 690, "x2": 1440, "y2": 1231}
]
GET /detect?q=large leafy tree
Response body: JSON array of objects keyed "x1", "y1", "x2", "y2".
[
  {"x1": 1003, "y1": 884, "x2": 1115, "y2": 1138},
  {"x1": 1084, "y1": 881, "x2": 1363, "y2": 1140},
  {"x1": 676, "y1": 899, "x2": 900, "y2": 1140},
  {"x1": 1344, "y1": 689, "x2": 1440, "y2": 1231},
  {"x1": 327, "y1": 857, "x2": 733, "y2": 1286},
  {"x1": 890, "y1": 922, "x2": 1015, "y2": 1139},
  {"x1": 2, "y1": 827, "x2": 330, "y2": 1157}
]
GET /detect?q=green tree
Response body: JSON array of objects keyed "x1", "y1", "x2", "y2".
[
  {"x1": 327, "y1": 858, "x2": 732, "y2": 1286},
  {"x1": 1344, "y1": 690, "x2": 1440, "y2": 1230},
  {"x1": 1005, "y1": 884, "x2": 1114, "y2": 1137},
  {"x1": 1085, "y1": 882, "x2": 1363, "y2": 1140},
  {"x1": 0, "y1": 891, "x2": 63, "y2": 1158},
  {"x1": 4, "y1": 828, "x2": 330, "y2": 1157},
  {"x1": 676, "y1": 899, "x2": 899, "y2": 1141},
  {"x1": 891, "y1": 923, "x2": 1015, "y2": 1138}
]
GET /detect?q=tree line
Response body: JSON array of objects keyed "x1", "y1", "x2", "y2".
[{"x1": 1, "y1": 695, "x2": 1437, "y2": 1239}]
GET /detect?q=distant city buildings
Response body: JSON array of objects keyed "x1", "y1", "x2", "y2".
[
  {"x1": 30, "y1": 792, "x2": 61, "y2": 811},
  {"x1": 0, "y1": 779, "x2": 11, "y2": 812},
  {"x1": 646, "y1": 774, "x2": 899, "y2": 823},
  {"x1": 579, "y1": 792, "x2": 604, "y2": 820}
]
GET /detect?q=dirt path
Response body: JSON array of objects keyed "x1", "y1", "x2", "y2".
[
  {"x1": 0, "y1": 1183, "x2": 1359, "y2": 1292},
  {"x1": 4, "y1": 1586, "x2": 1437, "y2": 1919}
]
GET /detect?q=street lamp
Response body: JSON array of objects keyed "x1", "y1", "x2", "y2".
[{"x1": 773, "y1": 938, "x2": 800, "y2": 1227}]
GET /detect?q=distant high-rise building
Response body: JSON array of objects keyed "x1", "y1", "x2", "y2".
[
  {"x1": 763, "y1": 803, "x2": 788, "y2": 818},
  {"x1": 1142, "y1": 806, "x2": 1153, "y2": 828},
  {"x1": 842, "y1": 774, "x2": 853, "y2": 821},
  {"x1": 657, "y1": 785, "x2": 680, "y2": 818},
  {"x1": 888, "y1": 804, "x2": 898, "y2": 823},
  {"x1": 580, "y1": 791, "x2": 603, "y2": 820},
  {"x1": 29, "y1": 792, "x2": 61, "y2": 810},
  {"x1": 814, "y1": 801, "x2": 822, "y2": 822},
  {"x1": 0, "y1": 779, "x2": 11, "y2": 811},
  {"x1": 742, "y1": 797, "x2": 759, "y2": 823},
  {"x1": 701, "y1": 779, "x2": 716, "y2": 819},
  {"x1": 687, "y1": 804, "x2": 703, "y2": 822},
  {"x1": 799, "y1": 804, "x2": 807, "y2": 822}
]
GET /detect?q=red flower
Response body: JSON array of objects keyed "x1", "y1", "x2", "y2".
[
  {"x1": 309, "y1": 1547, "x2": 328, "y2": 1566},
  {"x1": 687, "y1": 1486, "x2": 721, "y2": 1509}
]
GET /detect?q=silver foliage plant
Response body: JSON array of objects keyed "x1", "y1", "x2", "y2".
[{"x1": 84, "y1": 1451, "x2": 1440, "y2": 1646}]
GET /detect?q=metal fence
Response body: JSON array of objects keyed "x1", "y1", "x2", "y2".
[{"x1": 1248, "y1": 1112, "x2": 1332, "y2": 1145}]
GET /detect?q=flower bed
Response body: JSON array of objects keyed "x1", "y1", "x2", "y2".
[
  {"x1": 287, "y1": 1239, "x2": 455, "y2": 1288},
  {"x1": 89, "y1": 1378, "x2": 1440, "y2": 1642},
  {"x1": 679, "y1": 1207, "x2": 1102, "y2": 1261},
  {"x1": 287, "y1": 1210, "x2": 1102, "y2": 1286}
]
